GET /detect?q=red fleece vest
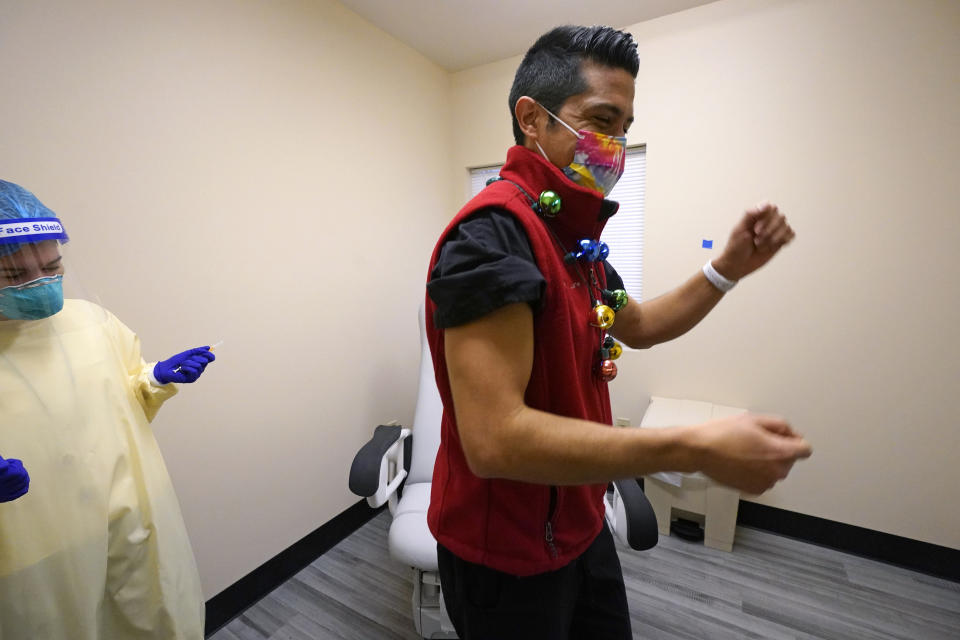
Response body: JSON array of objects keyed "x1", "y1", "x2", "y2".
[{"x1": 426, "y1": 145, "x2": 618, "y2": 576}]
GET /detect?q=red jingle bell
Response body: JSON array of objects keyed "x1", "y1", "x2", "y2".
[{"x1": 599, "y1": 359, "x2": 618, "y2": 382}]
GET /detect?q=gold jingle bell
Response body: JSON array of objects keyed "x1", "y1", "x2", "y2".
[
  {"x1": 608, "y1": 343, "x2": 623, "y2": 360},
  {"x1": 590, "y1": 304, "x2": 615, "y2": 329}
]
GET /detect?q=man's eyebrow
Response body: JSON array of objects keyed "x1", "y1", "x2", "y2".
[
  {"x1": 587, "y1": 102, "x2": 634, "y2": 123},
  {"x1": 588, "y1": 102, "x2": 625, "y2": 117},
  {"x1": 44, "y1": 256, "x2": 63, "y2": 268}
]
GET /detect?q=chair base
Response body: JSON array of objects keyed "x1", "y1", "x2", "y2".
[{"x1": 412, "y1": 568, "x2": 458, "y2": 639}]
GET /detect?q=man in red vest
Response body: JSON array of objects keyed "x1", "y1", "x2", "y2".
[{"x1": 425, "y1": 25, "x2": 811, "y2": 639}]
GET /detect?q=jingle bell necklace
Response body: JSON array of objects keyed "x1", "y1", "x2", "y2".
[{"x1": 487, "y1": 176, "x2": 629, "y2": 382}]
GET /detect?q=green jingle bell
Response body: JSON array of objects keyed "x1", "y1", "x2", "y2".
[
  {"x1": 603, "y1": 288, "x2": 628, "y2": 312},
  {"x1": 608, "y1": 343, "x2": 622, "y2": 360},
  {"x1": 590, "y1": 304, "x2": 615, "y2": 329},
  {"x1": 538, "y1": 190, "x2": 562, "y2": 217}
]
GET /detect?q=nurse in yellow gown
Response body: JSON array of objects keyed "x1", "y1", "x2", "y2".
[{"x1": 0, "y1": 180, "x2": 212, "y2": 639}]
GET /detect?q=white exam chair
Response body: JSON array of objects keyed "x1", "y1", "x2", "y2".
[{"x1": 349, "y1": 304, "x2": 659, "y2": 639}]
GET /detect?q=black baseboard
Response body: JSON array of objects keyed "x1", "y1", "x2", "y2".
[
  {"x1": 204, "y1": 499, "x2": 381, "y2": 637},
  {"x1": 737, "y1": 500, "x2": 960, "y2": 583}
]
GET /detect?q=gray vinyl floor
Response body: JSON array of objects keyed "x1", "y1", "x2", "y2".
[{"x1": 210, "y1": 511, "x2": 960, "y2": 640}]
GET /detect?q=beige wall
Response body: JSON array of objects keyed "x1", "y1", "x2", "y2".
[
  {"x1": 452, "y1": 0, "x2": 960, "y2": 550},
  {"x1": 0, "y1": 0, "x2": 453, "y2": 596}
]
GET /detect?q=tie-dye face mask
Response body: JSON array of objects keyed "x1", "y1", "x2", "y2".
[{"x1": 535, "y1": 104, "x2": 627, "y2": 196}]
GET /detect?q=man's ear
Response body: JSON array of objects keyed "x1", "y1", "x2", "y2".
[{"x1": 514, "y1": 96, "x2": 543, "y2": 143}]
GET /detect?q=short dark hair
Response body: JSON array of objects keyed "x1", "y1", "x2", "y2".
[{"x1": 508, "y1": 25, "x2": 639, "y2": 145}]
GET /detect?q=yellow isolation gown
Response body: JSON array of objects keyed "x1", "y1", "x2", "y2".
[{"x1": 0, "y1": 299, "x2": 204, "y2": 639}]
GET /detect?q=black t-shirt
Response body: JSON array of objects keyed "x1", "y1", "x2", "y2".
[{"x1": 427, "y1": 208, "x2": 625, "y2": 329}]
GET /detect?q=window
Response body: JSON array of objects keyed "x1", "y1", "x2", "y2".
[
  {"x1": 600, "y1": 146, "x2": 645, "y2": 301},
  {"x1": 468, "y1": 146, "x2": 645, "y2": 300},
  {"x1": 469, "y1": 165, "x2": 503, "y2": 198}
]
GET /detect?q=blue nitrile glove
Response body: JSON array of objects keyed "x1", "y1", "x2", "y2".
[
  {"x1": 0, "y1": 454, "x2": 30, "y2": 503},
  {"x1": 153, "y1": 347, "x2": 216, "y2": 384}
]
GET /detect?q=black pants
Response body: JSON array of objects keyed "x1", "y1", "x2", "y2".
[{"x1": 437, "y1": 524, "x2": 632, "y2": 639}]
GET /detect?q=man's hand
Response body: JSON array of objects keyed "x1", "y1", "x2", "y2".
[
  {"x1": 693, "y1": 413, "x2": 812, "y2": 494},
  {"x1": 713, "y1": 202, "x2": 795, "y2": 281}
]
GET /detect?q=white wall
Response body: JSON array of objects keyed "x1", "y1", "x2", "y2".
[
  {"x1": 451, "y1": 0, "x2": 960, "y2": 550},
  {"x1": 0, "y1": 0, "x2": 453, "y2": 596}
]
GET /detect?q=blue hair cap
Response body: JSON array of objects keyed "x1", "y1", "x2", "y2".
[{"x1": 0, "y1": 180, "x2": 57, "y2": 221}]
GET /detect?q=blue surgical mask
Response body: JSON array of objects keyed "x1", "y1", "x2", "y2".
[{"x1": 0, "y1": 275, "x2": 64, "y2": 320}]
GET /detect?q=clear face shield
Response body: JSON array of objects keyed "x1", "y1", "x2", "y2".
[{"x1": 0, "y1": 217, "x2": 98, "y2": 324}]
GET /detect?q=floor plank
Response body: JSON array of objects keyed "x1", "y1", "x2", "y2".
[{"x1": 210, "y1": 512, "x2": 960, "y2": 639}]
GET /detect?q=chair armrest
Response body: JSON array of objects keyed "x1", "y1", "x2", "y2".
[
  {"x1": 349, "y1": 425, "x2": 411, "y2": 508},
  {"x1": 606, "y1": 478, "x2": 659, "y2": 551}
]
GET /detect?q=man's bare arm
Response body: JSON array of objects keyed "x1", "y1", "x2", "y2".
[{"x1": 446, "y1": 302, "x2": 811, "y2": 492}]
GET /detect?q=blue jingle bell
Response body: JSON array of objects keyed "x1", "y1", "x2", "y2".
[
  {"x1": 570, "y1": 239, "x2": 609, "y2": 262},
  {"x1": 578, "y1": 239, "x2": 598, "y2": 261},
  {"x1": 568, "y1": 239, "x2": 590, "y2": 262},
  {"x1": 597, "y1": 242, "x2": 609, "y2": 261}
]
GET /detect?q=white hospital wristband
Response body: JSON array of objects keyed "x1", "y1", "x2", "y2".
[{"x1": 702, "y1": 261, "x2": 737, "y2": 293}]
